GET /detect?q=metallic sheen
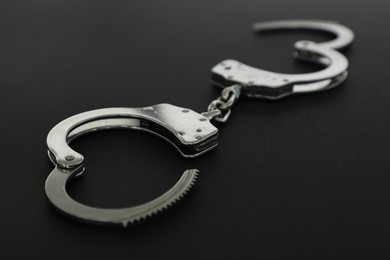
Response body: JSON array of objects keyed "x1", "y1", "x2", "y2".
[
  {"x1": 47, "y1": 103, "x2": 218, "y2": 168},
  {"x1": 45, "y1": 103, "x2": 218, "y2": 226},
  {"x1": 45, "y1": 19, "x2": 355, "y2": 227},
  {"x1": 45, "y1": 166, "x2": 198, "y2": 227},
  {"x1": 211, "y1": 20, "x2": 354, "y2": 100}
]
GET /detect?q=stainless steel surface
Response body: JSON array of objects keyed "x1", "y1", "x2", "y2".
[
  {"x1": 44, "y1": 20, "x2": 355, "y2": 227},
  {"x1": 47, "y1": 103, "x2": 219, "y2": 169},
  {"x1": 211, "y1": 20, "x2": 354, "y2": 100},
  {"x1": 45, "y1": 103, "x2": 217, "y2": 226},
  {"x1": 204, "y1": 84, "x2": 242, "y2": 123},
  {"x1": 45, "y1": 166, "x2": 198, "y2": 227},
  {"x1": 252, "y1": 19, "x2": 354, "y2": 50}
]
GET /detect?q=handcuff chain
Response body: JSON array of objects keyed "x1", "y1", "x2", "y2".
[{"x1": 202, "y1": 84, "x2": 242, "y2": 123}]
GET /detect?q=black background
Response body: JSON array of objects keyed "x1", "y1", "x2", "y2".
[{"x1": 1, "y1": 0, "x2": 389, "y2": 259}]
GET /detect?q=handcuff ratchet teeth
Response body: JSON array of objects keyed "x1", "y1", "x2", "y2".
[
  {"x1": 45, "y1": 20, "x2": 354, "y2": 227},
  {"x1": 46, "y1": 104, "x2": 217, "y2": 226}
]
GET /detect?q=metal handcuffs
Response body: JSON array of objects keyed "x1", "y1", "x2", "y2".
[{"x1": 45, "y1": 20, "x2": 354, "y2": 227}]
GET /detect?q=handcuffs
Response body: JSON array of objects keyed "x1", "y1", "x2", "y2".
[{"x1": 45, "y1": 20, "x2": 354, "y2": 227}]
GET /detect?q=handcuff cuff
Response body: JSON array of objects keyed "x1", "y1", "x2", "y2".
[{"x1": 45, "y1": 20, "x2": 354, "y2": 227}]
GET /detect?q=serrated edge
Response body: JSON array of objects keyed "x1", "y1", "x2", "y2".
[{"x1": 121, "y1": 169, "x2": 199, "y2": 228}]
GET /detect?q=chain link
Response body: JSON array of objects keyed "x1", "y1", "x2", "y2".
[{"x1": 202, "y1": 84, "x2": 242, "y2": 123}]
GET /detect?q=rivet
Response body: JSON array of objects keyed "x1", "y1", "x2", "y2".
[{"x1": 65, "y1": 155, "x2": 75, "y2": 161}]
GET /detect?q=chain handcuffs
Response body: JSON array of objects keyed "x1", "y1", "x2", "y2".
[{"x1": 45, "y1": 20, "x2": 354, "y2": 227}]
